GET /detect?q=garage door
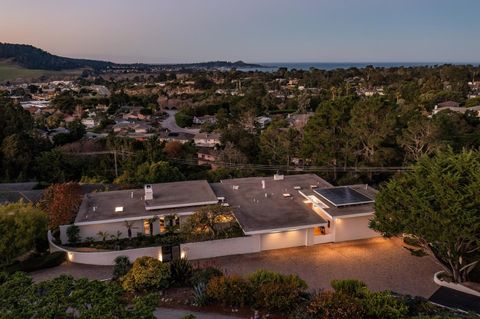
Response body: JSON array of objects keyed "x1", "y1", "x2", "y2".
[
  {"x1": 334, "y1": 215, "x2": 379, "y2": 242},
  {"x1": 261, "y1": 230, "x2": 307, "y2": 251}
]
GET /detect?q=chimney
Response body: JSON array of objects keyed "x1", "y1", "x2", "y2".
[
  {"x1": 262, "y1": 180, "x2": 266, "y2": 189},
  {"x1": 144, "y1": 184, "x2": 153, "y2": 201}
]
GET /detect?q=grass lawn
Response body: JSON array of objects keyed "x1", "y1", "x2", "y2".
[{"x1": 0, "y1": 61, "x2": 81, "y2": 82}]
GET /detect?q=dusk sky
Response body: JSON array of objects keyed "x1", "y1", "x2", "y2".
[{"x1": 1, "y1": 0, "x2": 479, "y2": 64}]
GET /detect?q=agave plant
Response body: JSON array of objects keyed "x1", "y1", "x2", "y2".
[{"x1": 192, "y1": 282, "x2": 209, "y2": 306}]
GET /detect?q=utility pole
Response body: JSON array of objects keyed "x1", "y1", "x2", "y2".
[{"x1": 113, "y1": 150, "x2": 118, "y2": 177}]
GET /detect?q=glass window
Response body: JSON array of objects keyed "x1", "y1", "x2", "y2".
[{"x1": 144, "y1": 219, "x2": 151, "y2": 235}]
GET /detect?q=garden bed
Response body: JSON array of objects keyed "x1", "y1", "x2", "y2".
[
  {"x1": 157, "y1": 287, "x2": 285, "y2": 319},
  {"x1": 434, "y1": 271, "x2": 480, "y2": 297},
  {"x1": 62, "y1": 225, "x2": 244, "y2": 251}
]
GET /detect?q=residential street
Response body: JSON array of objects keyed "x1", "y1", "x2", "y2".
[{"x1": 160, "y1": 110, "x2": 200, "y2": 134}]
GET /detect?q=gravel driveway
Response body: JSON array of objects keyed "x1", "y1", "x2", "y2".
[{"x1": 200, "y1": 237, "x2": 441, "y2": 298}]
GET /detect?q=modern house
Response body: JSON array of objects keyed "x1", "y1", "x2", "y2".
[{"x1": 58, "y1": 174, "x2": 379, "y2": 251}]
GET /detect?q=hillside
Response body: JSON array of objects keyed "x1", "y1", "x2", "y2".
[
  {"x1": 0, "y1": 43, "x2": 113, "y2": 71},
  {"x1": 0, "y1": 43, "x2": 264, "y2": 72}
]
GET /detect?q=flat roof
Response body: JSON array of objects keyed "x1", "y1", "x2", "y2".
[
  {"x1": 75, "y1": 180, "x2": 218, "y2": 224},
  {"x1": 211, "y1": 174, "x2": 329, "y2": 234}
]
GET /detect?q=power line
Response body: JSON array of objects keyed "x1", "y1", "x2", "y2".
[{"x1": 64, "y1": 150, "x2": 412, "y2": 173}]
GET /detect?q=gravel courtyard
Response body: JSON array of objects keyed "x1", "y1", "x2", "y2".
[{"x1": 200, "y1": 237, "x2": 441, "y2": 298}]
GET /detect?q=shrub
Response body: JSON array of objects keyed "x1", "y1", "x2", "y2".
[
  {"x1": 191, "y1": 266, "x2": 223, "y2": 286},
  {"x1": 331, "y1": 279, "x2": 368, "y2": 297},
  {"x1": 66, "y1": 225, "x2": 81, "y2": 244},
  {"x1": 169, "y1": 258, "x2": 193, "y2": 287},
  {"x1": 122, "y1": 256, "x2": 171, "y2": 292},
  {"x1": 304, "y1": 291, "x2": 364, "y2": 319},
  {"x1": 5, "y1": 251, "x2": 66, "y2": 274},
  {"x1": 112, "y1": 256, "x2": 132, "y2": 280},
  {"x1": 248, "y1": 270, "x2": 308, "y2": 312},
  {"x1": 206, "y1": 275, "x2": 252, "y2": 307},
  {"x1": 362, "y1": 291, "x2": 409, "y2": 319}
]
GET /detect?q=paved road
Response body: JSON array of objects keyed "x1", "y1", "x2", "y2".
[
  {"x1": 429, "y1": 287, "x2": 480, "y2": 314},
  {"x1": 160, "y1": 110, "x2": 200, "y2": 134},
  {"x1": 200, "y1": 238, "x2": 442, "y2": 298},
  {"x1": 154, "y1": 308, "x2": 244, "y2": 319},
  {"x1": 30, "y1": 261, "x2": 113, "y2": 282}
]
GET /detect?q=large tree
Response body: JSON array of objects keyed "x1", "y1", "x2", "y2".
[
  {"x1": 0, "y1": 202, "x2": 48, "y2": 265},
  {"x1": 40, "y1": 183, "x2": 83, "y2": 230},
  {"x1": 370, "y1": 149, "x2": 480, "y2": 282}
]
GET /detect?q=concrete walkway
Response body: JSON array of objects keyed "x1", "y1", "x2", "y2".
[
  {"x1": 30, "y1": 261, "x2": 113, "y2": 282},
  {"x1": 154, "y1": 308, "x2": 245, "y2": 319}
]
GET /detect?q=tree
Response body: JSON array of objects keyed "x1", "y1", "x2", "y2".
[
  {"x1": 301, "y1": 97, "x2": 356, "y2": 171},
  {"x1": 0, "y1": 273, "x2": 157, "y2": 318},
  {"x1": 163, "y1": 141, "x2": 183, "y2": 158},
  {"x1": 1, "y1": 133, "x2": 34, "y2": 180},
  {"x1": 40, "y1": 183, "x2": 83, "y2": 229},
  {"x1": 260, "y1": 126, "x2": 300, "y2": 165},
  {"x1": 114, "y1": 161, "x2": 185, "y2": 185},
  {"x1": 181, "y1": 205, "x2": 235, "y2": 240},
  {"x1": 348, "y1": 97, "x2": 398, "y2": 167},
  {"x1": 0, "y1": 202, "x2": 48, "y2": 265},
  {"x1": 370, "y1": 149, "x2": 480, "y2": 282},
  {"x1": 398, "y1": 116, "x2": 441, "y2": 163}
]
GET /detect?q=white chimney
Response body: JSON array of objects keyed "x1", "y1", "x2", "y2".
[
  {"x1": 144, "y1": 184, "x2": 153, "y2": 201},
  {"x1": 262, "y1": 180, "x2": 266, "y2": 189}
]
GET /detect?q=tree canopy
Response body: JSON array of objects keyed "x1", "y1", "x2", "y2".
[
  {"x1": 370, "y1": 149, "x2": 480, "y2": 282},
  {"x1": 0, "y1": 202, "x2": 48, "y2": 265}
]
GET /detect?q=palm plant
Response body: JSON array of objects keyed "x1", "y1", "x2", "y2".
[
  {"x1": 124, "y1": 220, "x2": 137, "y2": 240},
  {"x1": 97, "y1": 230, "x2": 110, "y2": 242}
]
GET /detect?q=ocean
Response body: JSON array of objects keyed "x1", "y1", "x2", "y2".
[{"x1": 238, "y1": 62, "x2": 479, "y2": 72}]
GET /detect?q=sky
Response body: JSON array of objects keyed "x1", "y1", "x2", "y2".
[{"x1": 1, "y1": 0, "x2": 479, "y2": 64}]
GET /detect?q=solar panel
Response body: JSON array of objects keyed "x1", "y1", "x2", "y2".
[{"x1": 313, "y1": 187, "x2": 373, "y2": 207}]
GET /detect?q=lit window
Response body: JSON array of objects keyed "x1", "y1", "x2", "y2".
[
  {"x1": 314, "y1": 226, "x2": 326, "y2": 236},
  {"x1": 144, "y1": 219, "x2": 151, "y2": 235}
]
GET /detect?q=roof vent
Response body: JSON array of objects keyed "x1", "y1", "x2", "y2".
[
  {"x1": 144, "y1": 184, "x2": 153, "y2": 201},
  {"x1": 233, "y1": 185, "x2": 239, "y2": 190},
  {"x1": 294, "y1": 186, "x2": 301, "y2": 190},
  {"x1": 115, "y1": 206, "x2": 124, "y2": 213},
  {"x1": 282, "y1": 193, "x2": 292, "y2": 198},
  {"x1": 274, "y1": 174, "x2": 284, "y2": 181}
]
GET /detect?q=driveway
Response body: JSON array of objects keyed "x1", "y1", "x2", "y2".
[
  {"x1": 160, "y1": 110, "x2": 200, "y2": 134},
  {"x1": 30, "y1": 261, "x2": 113, "y2": 282},
  {"x1": 200, "y1": 238, "x2": 441, "y2": 298}
]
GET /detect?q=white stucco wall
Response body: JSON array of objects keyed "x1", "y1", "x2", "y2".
[
  {"x1": 334, "y1": 215, "x2": 379, "y2": 242},
  {"x1": 180, "y1": 235, "x2": 261, "y2": 260},
  {"x1": 49, "y1": 231, "x2": 162, "y2": 266},
  {"x1": 260, "y1": 229, "x2": 307, "y2": 251}
]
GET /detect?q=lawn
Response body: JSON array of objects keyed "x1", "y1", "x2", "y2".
[{"x1": 0, "y1": 61, "x2": 80, "y2": 82}]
